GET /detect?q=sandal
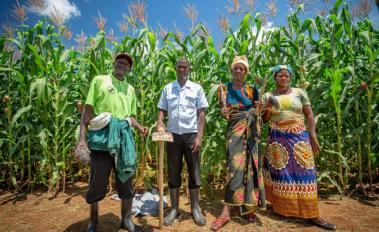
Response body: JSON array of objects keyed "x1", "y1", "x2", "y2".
[
  {"x1": 245, "y1": 212, "x2": 257, "y2": 223},
  {"x1": 211, "y1": 217, "x2": 230, "y2": 231}
]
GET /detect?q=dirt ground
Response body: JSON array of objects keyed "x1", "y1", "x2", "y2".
[{"x1": 0, "y1": 182, "x2": 379, "y2": 232}]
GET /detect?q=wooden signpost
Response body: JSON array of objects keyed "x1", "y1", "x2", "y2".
[{"x1": 152, "y1": 130, "x2": 173, "y2": 229}]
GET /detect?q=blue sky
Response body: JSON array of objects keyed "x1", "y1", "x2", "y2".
[{"x1": 0, "y1": 0, "x2": 378, "y2": 47}]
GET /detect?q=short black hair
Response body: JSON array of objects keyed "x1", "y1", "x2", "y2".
[
  {"x1": 115, "y1": 53, "x2": 133, "y2": 67},
  {"x1": 176, "y1": 58, "x2": 190, "y2": 68}
]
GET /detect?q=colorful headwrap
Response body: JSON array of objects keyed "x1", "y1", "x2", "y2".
[
  {"x1": 272, "y1": 65, "x2": 293, "y2": 77},
  {"x1": 231, "y1": 55, "x2": 249, "y2": 73}
]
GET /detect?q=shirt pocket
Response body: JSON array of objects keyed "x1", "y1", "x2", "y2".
[
  {"x1": 185, "y1": 92, "x2": 198, "y2": 108},
  {"x1": 167, "y1": 94, "x2": 179, "y2": 113}
]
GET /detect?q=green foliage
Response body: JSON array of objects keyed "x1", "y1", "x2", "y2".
[{"x1": 0, "y1": 2, "x2": 378, "y2": 195}]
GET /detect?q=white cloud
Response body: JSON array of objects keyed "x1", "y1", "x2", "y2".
[
  {"x1": 232, "y1": 21, "x2": 277, "y2": 47},
  {"x1": 252, "y1": 21, "x2": 278, "y2": 44},
  {"x1": 29, "y1": 0, "x2": 81, "y2": 23}
]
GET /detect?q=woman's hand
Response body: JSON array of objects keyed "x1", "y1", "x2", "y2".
[
  {"x1": 303, "y1": 106, "x2": 320, "y2": 155},
  {"x1": 253, "y1": 101, "x2": 259, "y2": 108},
  {"x1": 221, "y1": 107, "x2": 230, "y2": 120},
  {"x1": 259, "y1": 99, "x2": 272, "y2": 113},
  {"x1": 310, "y1": 135, "x2": 320, "y2": 155},
  {"x1": 265, "y1": 99, "x2": 272, "y2": 110}
]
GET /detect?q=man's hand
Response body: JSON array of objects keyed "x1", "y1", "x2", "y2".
[
  {"x1": 76, "y1": 139, "x2": 89, "y2": 151},
  {"x1": 192, "y1": 136, "x2": 202, "y2": 153},
  {"x1": 139, "y1": 126, "x2": 149, "y2": 137},
  {"x1": 156, "y1": 122, "x2": 166, "y2": 132},
  {"x1": 74, "y1": 139, "x2": 91, "y2": 164}
]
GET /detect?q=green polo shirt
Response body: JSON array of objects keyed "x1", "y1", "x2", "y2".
[{"x1": 85, "y1": 74, "x2": 137, "y2": 119}]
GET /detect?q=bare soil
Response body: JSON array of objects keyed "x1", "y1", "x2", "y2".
[{"x1": 0, "y1": 182, "x2": 379, "y2": 232}]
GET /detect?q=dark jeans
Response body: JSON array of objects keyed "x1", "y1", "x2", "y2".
[
  {"x1": 86, "y1": 150, "x2": 133, "y2": 204},
  {"x1": 166, "y1": 133, "x2": 201, "y2": 189}
]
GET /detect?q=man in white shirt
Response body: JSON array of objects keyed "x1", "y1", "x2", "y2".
[{"x1": 157, "y1": 58, "x2": 208, "y2": 226}]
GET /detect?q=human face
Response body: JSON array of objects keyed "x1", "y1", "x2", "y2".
[
  {"x1": 232, "y1": 63, "x2": 247, "y2": 81},
  {"x1": 113, "y1": 57, "x2": 131, "y2": 77},
  {"x1": 274, "y1": 69, "x2": 291, "y2": 88},
  {"x1": 176, "y1": 59, "x2": 190, "y2": 79}
]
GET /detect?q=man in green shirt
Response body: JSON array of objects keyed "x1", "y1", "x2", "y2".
[{"x1": 77, "y1": 53, "x2": 147, "y2": 232}]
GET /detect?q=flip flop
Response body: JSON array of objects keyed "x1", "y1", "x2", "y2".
[{"x1": 211, "y1": 217, "x2": 230, "y2": 231}]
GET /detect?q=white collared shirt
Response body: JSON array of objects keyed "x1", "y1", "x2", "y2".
[{"x1": 157, "y1": 80, "x2": 209, "y2": 135}]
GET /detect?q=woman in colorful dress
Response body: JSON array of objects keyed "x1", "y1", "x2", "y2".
[
  {"x1": 262, "y1": 65, "x2": 336, "y2": 230},
  {"x1": 211, "y1": 56, "x2": 266, "y2": 231}
]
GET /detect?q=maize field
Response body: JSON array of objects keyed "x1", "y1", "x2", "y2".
[{"x1": 0, "y1": 0, "x2": 378, "y2": 197}]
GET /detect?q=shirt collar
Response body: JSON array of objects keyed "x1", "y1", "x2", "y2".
[
  {"x1": 173, "y1": 79, "x2": 192, "y2": 89},
  {"x1": 110, "y1": 73, "x2": 126, "y2": 82}
]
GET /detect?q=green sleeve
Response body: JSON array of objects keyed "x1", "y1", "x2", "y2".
[{"x1": 85, "y1": 77, "x2": 98, "y2": 106}]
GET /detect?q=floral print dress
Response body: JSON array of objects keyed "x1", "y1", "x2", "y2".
[{"x1": 262, "y1": 87, "x2": 319, "y2": 218}]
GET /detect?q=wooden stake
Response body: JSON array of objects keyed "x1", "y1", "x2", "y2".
[{"x1": 158, "y1": 140, "x2": 164, "y2": 229}]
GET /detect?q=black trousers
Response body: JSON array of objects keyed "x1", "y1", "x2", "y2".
[
  {"x1": 86, "y1": 150, "x2": 133, "y2": 204},
  {"x1": 166, "y1": 133, "x2": 201, "y2": 189}
]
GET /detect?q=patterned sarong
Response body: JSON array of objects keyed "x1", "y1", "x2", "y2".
[
  {"x1": 263, "y1": 120, "x2": 319, "y2": 218},
  {"x1": 224, "y1": 110, "x2": 266, "y2": 214}
]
